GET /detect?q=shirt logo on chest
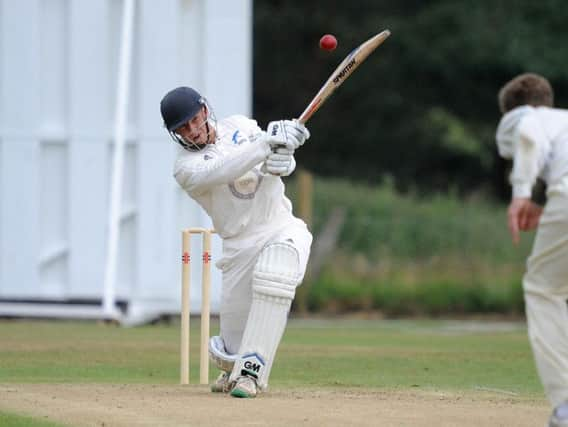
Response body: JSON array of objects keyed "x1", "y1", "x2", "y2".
[
  {"x1": 231, "y1": 130, "x2": 247, "y2": 145},
  {"x1": 229, "y1": 169, "x2": 263, "y2": 199}
]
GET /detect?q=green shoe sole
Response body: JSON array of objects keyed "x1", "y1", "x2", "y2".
[{"x1": 230, "y1": 388, "x2": 254, "y2": 398}]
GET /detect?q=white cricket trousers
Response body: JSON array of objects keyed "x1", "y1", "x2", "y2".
[
  {"x1": 216, "y1": 218, "x2": 312, "y2": 355},
  {"x1": 524, "y1": 179, "x2": 568, "y2": 407}
]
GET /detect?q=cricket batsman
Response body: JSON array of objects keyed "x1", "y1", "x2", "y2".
[
  {"x1": 160, "y1": 87, "x2": 312, "y2": 398},
  {"x1": 496, "y1": 73, "x2": 568, "y2": 427}
]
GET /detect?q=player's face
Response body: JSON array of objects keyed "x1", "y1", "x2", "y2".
[{"x1": 175, "y1": 107, "x2": 210, "y2": 146}]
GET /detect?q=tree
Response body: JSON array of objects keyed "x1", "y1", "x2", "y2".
[{"x1": 253, "y1": 0, "x2": 568, "y2": 199}]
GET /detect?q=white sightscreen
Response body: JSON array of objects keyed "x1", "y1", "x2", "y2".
[{"x1": 0, "y1": 0, "x2": 252, "y2": 323}]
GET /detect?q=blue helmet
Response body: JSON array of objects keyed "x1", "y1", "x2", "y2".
[{"x1": 160, "y1": 86, "x2": 205, "y2": 131}]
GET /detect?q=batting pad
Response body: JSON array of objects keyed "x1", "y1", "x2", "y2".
[
  {"x1": 229, "y1": 242, "x2": 301, "y2": 389},
  {"x1": 209, "y1": 335, "x2": 238, "y2": 372},
  {"x1": 252, "y1": 241, "x2": 302, "y2": 299}
]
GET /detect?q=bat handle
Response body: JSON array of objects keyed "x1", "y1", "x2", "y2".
[{"x1": 296, "y1": 115, "x2": 309, "y2": 125}]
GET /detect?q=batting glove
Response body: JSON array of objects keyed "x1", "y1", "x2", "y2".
[{"x1": 266, "y1": 119, "x2": 310, "y2": 151}]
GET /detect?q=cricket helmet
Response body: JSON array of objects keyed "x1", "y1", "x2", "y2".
[
  {"x1": 160, "y1": 86, "x2": 217, "y2": 151},
  {"x1": 160, "y1": 86, "x2": 205, "y2": 131}
]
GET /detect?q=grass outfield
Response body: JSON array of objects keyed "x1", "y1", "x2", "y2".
[
  {"x1": 0, "y1": 411, "x2": 63, "y2": 427},
  {"x1": 0, "y1": 318, "x2": 543, "y2": 425},
  {"x1": 0, "y1": 317, "x2": 541, "y2": 392}
]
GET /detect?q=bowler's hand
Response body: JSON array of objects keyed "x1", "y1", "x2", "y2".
[{"x1": 507, "y1": 197, "x2": 542, "y2": 245}]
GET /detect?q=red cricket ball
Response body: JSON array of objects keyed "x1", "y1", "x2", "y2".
[{"x1": 319, "y1": 34, "x2": 338, "y2": 51}]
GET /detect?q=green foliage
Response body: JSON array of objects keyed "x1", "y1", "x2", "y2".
[
  {"x1": 287, "y1": 175, "x2": 531, "y2": 315},
  {"x1": 254, "y1": 0, "x2": 568, "y2": 197},
  {"x1": 289, "y1": 175, "x2": 532, "y2": 260},
  {"x1": 307, "y1": 274, "x2": 524, "y2": 316}
]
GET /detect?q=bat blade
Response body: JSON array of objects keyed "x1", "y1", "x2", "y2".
[{"x1": 297, "y1": 30, "x2": 391, "y2": 124}]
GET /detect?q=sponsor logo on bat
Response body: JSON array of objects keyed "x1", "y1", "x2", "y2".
[{"x1": 333, "y1": 57, "x2": 357, "y2": 84}]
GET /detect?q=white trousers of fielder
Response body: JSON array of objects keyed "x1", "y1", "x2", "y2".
[{"x1": 524, "y1": 177, "x2": 568, "y2": 408}]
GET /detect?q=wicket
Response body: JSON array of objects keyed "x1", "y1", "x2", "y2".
[{"x1": 180, "y1": 227, "x2": 215, "y2": 385}]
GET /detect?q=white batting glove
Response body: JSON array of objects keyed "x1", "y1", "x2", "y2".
[
  {"x1": 266, "y1": 119, "x2": 310, "y2": 151},
  {"x1": 263, "y1": 147, "x2": 296, "y2": 176}
]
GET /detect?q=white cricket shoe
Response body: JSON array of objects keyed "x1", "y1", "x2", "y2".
[
  {"x1": 230, "y1": 375, "x2": 259, "y2": 398},
  {"x1": 550, "y1": 413, "x2": 568, "y2": 427},
  {"x1": 550, "y1": 403, "x2": 568, "y2": 427},
  {"x1": 210, "y1": 371, "x2": 233, "y2": 393}
]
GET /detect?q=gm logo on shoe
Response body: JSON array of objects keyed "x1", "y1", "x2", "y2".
[{"x1": 244, "y1": 361, "x2": 261, "y2": 373}]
